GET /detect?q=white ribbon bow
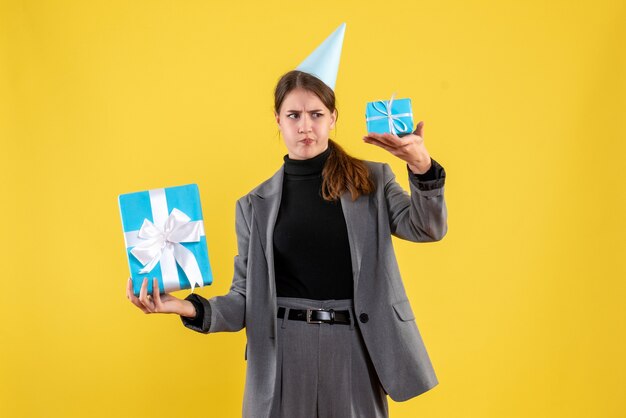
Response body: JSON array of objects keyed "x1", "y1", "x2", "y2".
[
  {"x1": 130, "y1": 208, "x2": 204, "y2": 292},
  {"x1": 366, "y1": 93, "x2": 413, "y2": 135}
]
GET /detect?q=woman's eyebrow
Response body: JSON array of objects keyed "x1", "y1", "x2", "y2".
[{"x1": 286, "y1": 109, "x2": 324, "y2": 113}]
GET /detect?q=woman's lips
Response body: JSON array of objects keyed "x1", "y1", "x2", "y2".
[{"x1": 300, "y1": 138, "x2": 314, "y2": 145}]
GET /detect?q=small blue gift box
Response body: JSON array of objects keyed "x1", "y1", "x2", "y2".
[
  {"x1": 365, "y1": 95, "x2": 414, "y2": 136},
  {"x1": 118, "y1": 184, "x2": 213, "y2": 296}
]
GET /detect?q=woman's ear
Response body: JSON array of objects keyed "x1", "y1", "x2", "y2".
[
  {"x1": 274, "y1": 111, "x2": 280, "y2": 126},
  {"x1": 329, "y1": 109, "x2": 337, "y2": 130}
]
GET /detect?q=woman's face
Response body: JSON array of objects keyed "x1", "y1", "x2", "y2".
[{"x1": 275, "y1": 88, "x2": 336, "y2": 160}]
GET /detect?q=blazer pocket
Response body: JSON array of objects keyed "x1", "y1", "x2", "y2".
[{"x1": 392, "y1": 300, "x2": 416, "y2": 321}]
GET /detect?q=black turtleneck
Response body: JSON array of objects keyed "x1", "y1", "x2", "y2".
[{"x1": 273, "y1": 146, "x2": 354, "y2": 300}]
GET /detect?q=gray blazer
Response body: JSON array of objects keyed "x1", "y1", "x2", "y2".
[{"x1": 183, "y1": 160, "x2": 447, "y2": 418}]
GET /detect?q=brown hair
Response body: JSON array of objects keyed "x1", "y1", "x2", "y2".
[{"x1": 274, "y1": 70, "x2": 375, "y2": 201}]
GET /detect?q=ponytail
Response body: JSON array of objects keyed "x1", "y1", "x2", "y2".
[{"x1": 322, "y1": 139, "x2": 375, "y2": 201}]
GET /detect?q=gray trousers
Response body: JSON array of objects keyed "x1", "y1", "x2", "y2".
[{"x1": 270, "y1": 297, "x2": 389, "y2": 418}]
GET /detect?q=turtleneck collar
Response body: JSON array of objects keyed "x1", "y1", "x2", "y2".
[{"x1": 283, "y1": 146, "x2": 331, "y2": 176}]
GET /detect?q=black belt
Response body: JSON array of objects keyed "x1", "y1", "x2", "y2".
[{"x1": 277, "y1": 307, "x2": 351, "y2": 325}]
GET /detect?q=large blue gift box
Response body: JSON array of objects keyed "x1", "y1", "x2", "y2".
[
  {"x1": 365, "y1": 96, "x2": 414, "y2": 136},
  {"x1": 118, "y1": 184, "x2": 213, "y2": 296}
]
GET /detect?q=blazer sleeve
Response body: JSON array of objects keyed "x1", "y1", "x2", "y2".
[
  {"x1": 383, "y1": 157, "x2": 448, "y2": 242},
  {"x1": 180, "y1": 198, "x2": 250, "y2": 333}
]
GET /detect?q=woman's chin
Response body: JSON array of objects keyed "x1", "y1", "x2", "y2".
[
  {"x1": 302, "y1": 143, "x2": 327, "y2": 157},
  {"x1": 291, "y1": 147, "x2": 314, "y2": 160}
]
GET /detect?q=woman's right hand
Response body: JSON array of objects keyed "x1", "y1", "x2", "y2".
[{"x1": 126, "y1": 277, "x2": 197, "y2": 318}]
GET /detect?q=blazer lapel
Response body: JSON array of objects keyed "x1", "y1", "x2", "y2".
[
  {"x1": 340, "y1": 191, "x2": 371, "y2": 292},
  {"x1": 249, "y1": 166, "x2": 284, "y2": 299}
]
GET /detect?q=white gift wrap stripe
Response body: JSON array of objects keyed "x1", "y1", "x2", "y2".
[
  {"x1": 123, "y1": 188, "x2": 206, "y2": 292},
  {"x1": 148, "y1": 189, "x2": 177, "y2": 291},
  {"x1": 124, "y1": 221, "x2": 205, "y2": 247},
  {"x1": 149, "y1": 189, "x2": 168, "y2": 229}
]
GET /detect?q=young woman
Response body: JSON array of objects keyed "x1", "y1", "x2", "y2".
[{"x1": 127, "y1": 70, "x2": 447, "y2": 418}]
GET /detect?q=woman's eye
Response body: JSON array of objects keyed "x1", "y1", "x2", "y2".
[
  {"x1": 288, "y1": 114, "x2": 299, "y2": 119},
  {"x1": 313, "y1": 113, "x2": 323, "y2": 118}
]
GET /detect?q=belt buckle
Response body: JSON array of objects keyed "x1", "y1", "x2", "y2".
[
  {"x1": 306, "y1": 309, "x2": 324, "y2": 324},
  {"x1": 306, "y1": 308, "x2": 335, "y2": 324}
]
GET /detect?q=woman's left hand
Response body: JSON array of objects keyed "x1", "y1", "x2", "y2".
[{"x1": 363, "y1": 121, "x2": 432, "y2": 174}]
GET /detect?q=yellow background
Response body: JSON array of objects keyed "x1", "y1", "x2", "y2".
[{"x1": 1, "y1": 0, "x2": 625, "y2": 417}]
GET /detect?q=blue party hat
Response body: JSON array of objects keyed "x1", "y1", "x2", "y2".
[{"x1": 296, "y1": 23, "x2": 346, "y2": 91}]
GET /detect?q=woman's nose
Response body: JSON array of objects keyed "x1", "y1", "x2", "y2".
[{"x1": 298, "y1": 115, "x2": 312, "y2": 133}]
